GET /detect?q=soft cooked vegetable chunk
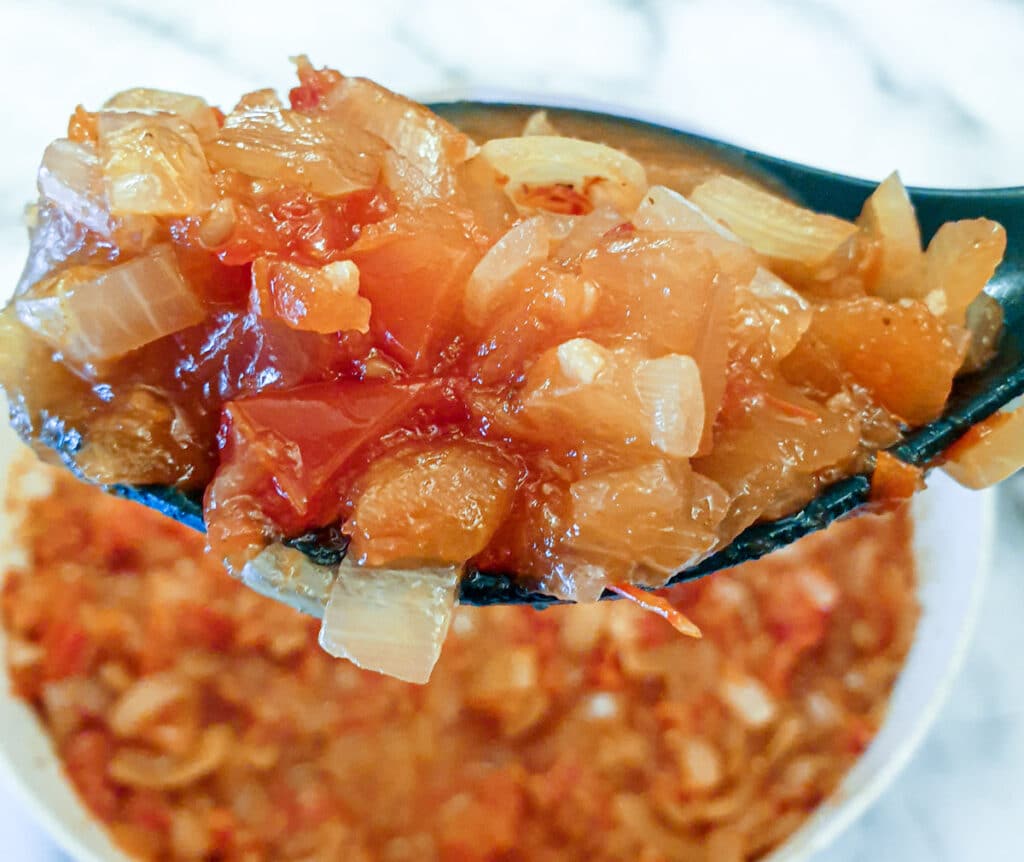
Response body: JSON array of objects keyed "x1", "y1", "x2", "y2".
[
  {"x1": 803, "y1": 298, "x2": 965, "y2": 424},
  {"x1": 15, "y1": 245, "x2": 205, "y2": 362},
  {"x1": 924, "y1": 218, "x2": 1006, "y2": 325},
  {"x1": 347, "y1": 442, "x2": 517, "y2": 566},
  {"x1": 942, "y1": 408, "x2": 1024, "y2": 489},
  {"x1": 857, "y1": 172, "x2": 925, "y2": 301},
  {"x1": 319, "y1": 563, "x2": 460, "y2": 683},
  {"x1": 691, "y1": 175, "x2": 858, "y2": 265}
]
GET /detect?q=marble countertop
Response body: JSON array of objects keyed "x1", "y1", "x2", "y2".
[{"x1": 0, "y1": 0, "x2": 1022, "y2": 859}]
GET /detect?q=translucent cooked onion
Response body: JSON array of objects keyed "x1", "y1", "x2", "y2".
[
  {"x1": 37, "y1": 139, "x2": 110, "y2": 234},
  {"x1": 634, "y1": 185, "x2": 737, "y2": 240},
  {"x1": 737, "y1": 267, "x2": 812, "y2": 360},
  {"x1": 74, "y1": 385, "x2": 207, "y2": 487},
  {"x1": 98, "y1": 111, "x2": 216, "y2": 217},
  {"x1": 109, "y1": 672, "x2": 190, "y2": 738},
  {"x1": 239, "y1": 543, "x2": 338, "y2": 612},
  {"x1": 108, "y1": 725, "x2": 233, "y2": 790},
  {"x1": 478, "y1": 136, "x2": 647, "y2": 214},
  {"x1": 719, "y1": 670, "x2": 777, "y2": 728},
  {"x1": 857, "y1": 172, "x2": 925, "y2": 301},
  {"x1": 942, "y1": 407, "x2": 1024, "y2": 489},
  {"x1": 691, "y1": 175, "x2": 858, "y2": 265},
  {"x1": 554, "y1": 206, "x2": 624, "y2": 260},
  {"x1": 325, "y1": 76, "x2": 475, "y2": 201},
  {"x1": 924, "y1": 218, "x2": 1007, "y2": 326},
  {"x1": 318, "y1": 563, "x2": 460, "y2": 684},
  {"x1": 464, "y1": 216, "x2": 550, "y2": 325},
  {"x1": 16, "y1": 244, "x2": 205, "y2": 362},
  {"x1": 523, "y1": 340, "x2": 705, "y2": 457},
  {"x1": 522, "y1": 339, "x2": 642, "y2": 447},
  {"x1": 633, "y1": 354, "x2": 705, "y2": 457},
  {"x1": 961, "y1": 292, "x2": 1005, "y2": 373},
  {"x1": 567, "y1": 461, "x2": 720, "y2": 579},
  {"x1": 103, "y1": 88, "x2": 220, "y2": 141},
  {"x1": 347, "y1": 441, "x2": 517, "y2": 566},
  {"x1": 206, "y1": 103, "x2": 384, "y2": 198}
]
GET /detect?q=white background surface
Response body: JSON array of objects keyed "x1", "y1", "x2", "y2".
[{"x1": 0, "y1": 0, "x2": 1022, "y2": 859}]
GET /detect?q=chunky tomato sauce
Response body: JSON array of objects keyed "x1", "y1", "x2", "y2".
[{"x1": 0, "y1": 59, "x2": 1005, "y2": 679}]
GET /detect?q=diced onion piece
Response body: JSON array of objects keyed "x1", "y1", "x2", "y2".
[
  {"x1": 73, "y1": 385, "x2": 206, "y2": 487},
  {"x1": 252, "y1": 258, "x2": 370, "y2": 334},
  {"x1": 239, "y1": 542, "x2": 338, "y2": 611},
  {"x1": 961, "y1": 292, "x2": 1005, "y2": 374},
  {"x1": 690, "y1": 175, "x2": 858, "y2": 265},
  {"x1": 675, "y1": 736, "x2": 723, "y2": 790},
  {"x1": 109, "y1": 725, "x2": 233, "y2": 790},
  {"x1": 206, "y1": 104, "x2": 383, "y2": 198},
  {"x1": 924, "y1": 218, "x2": 1006, "y2": 326},
  {"x1": 524, "y1": 340, "x2": 703, "y2": 456},
  {"x1": 326, "y1": 76, "x2": 476, "y2": 165},
  {"x1": 318, "y1": 563, "x2": 460, "y2": 684},
  {"x1": 522, "y1": 339, "x2": 640, "y2": 446},
  {"x1": 109, "y1": 672, "x2": 190, "y2": 738},
  {"x1": 719, "y1": 670, "x2": 776, "y2": 728},
  {"x1": 857, "y1": 172, "x2": 925, "y2": 300},
  {"x1": 634, "y1": 185, "x2": 737, "y2": 240},
  {"x1": 197, "y1": 199, "x2": 237, "y2": 247},
  {"x1": 37, "y1": 139, "x2": 111, "y2": 234},
  {"x1": 464, "y1": 216, "x2": 549, "y2": 325},
  {"x1": 479, "y1": 135, "x2": 647, "y2": 214},
  {"x1": 736, "y1": 267, "x2": 812, "y2": 360},
  {"x1": 633, "y1": 354, "x2": 705, "y2": 457},
  {"x1": 522, "y1": 110, "x2": 560, "y2": 136},
  {"x1": 103, "y1": 88, "x2": 220, "y2": 141},
  {"x1": 324, "y1": 77, "x2": 473, "y2": 202},
  {"x1": 557, "y1": 337, "x2": 608, "y2": 384},
  {"x1": 554, "y1": 206, "x2": 624, "y2": 260},
  {"x1": 565, "y1": 461, "x2": 724, "y2": 586},
  {"x1": 18, "y1": 245, "x2": 205, "y2": 362},
  {"x1": 942, "y1": 407, "x2": 1024, "y2": 489},
  {"x1": 14, "y1": 268, "x2": 87, "y2": 347},
  {"x1": 99, "y1": 112, "x2": 216, "y2": 217}
]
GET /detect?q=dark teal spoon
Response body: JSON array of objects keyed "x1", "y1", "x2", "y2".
[{"x1": 111, "y1": 102, "x2": 1024, "y2": 610}]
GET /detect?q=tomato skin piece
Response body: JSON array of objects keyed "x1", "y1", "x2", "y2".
[{"x1": 204, "y1": 380, "x2": 452, "y2": 563}]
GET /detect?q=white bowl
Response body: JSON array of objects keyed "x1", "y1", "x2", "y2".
[{"x1": 0, "y1": 415, "x2": 993, "y2": 862}]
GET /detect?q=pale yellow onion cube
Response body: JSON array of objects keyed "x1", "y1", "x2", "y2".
[
  {"x1": 99, "y1": 111, "x2": 216, "y2": 217},
  {"x1": 319, "y1": 564, "x2": 460, "y2": 684},
  {"x1": 103, "y1": 87, "x2": 220, "y2": 141},
  {"x1": 479, "y1": 135, "x2": 647, "y2": 214},
  {"x1": 691, "y1": 175, "x2": 857, "y2": 266},
  {"x1": 857, "y1": 171, "x2": 925, "y2": 300},
  {"x1": 942, "y1": 407, "x2": 1024, "y2": 489}
]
